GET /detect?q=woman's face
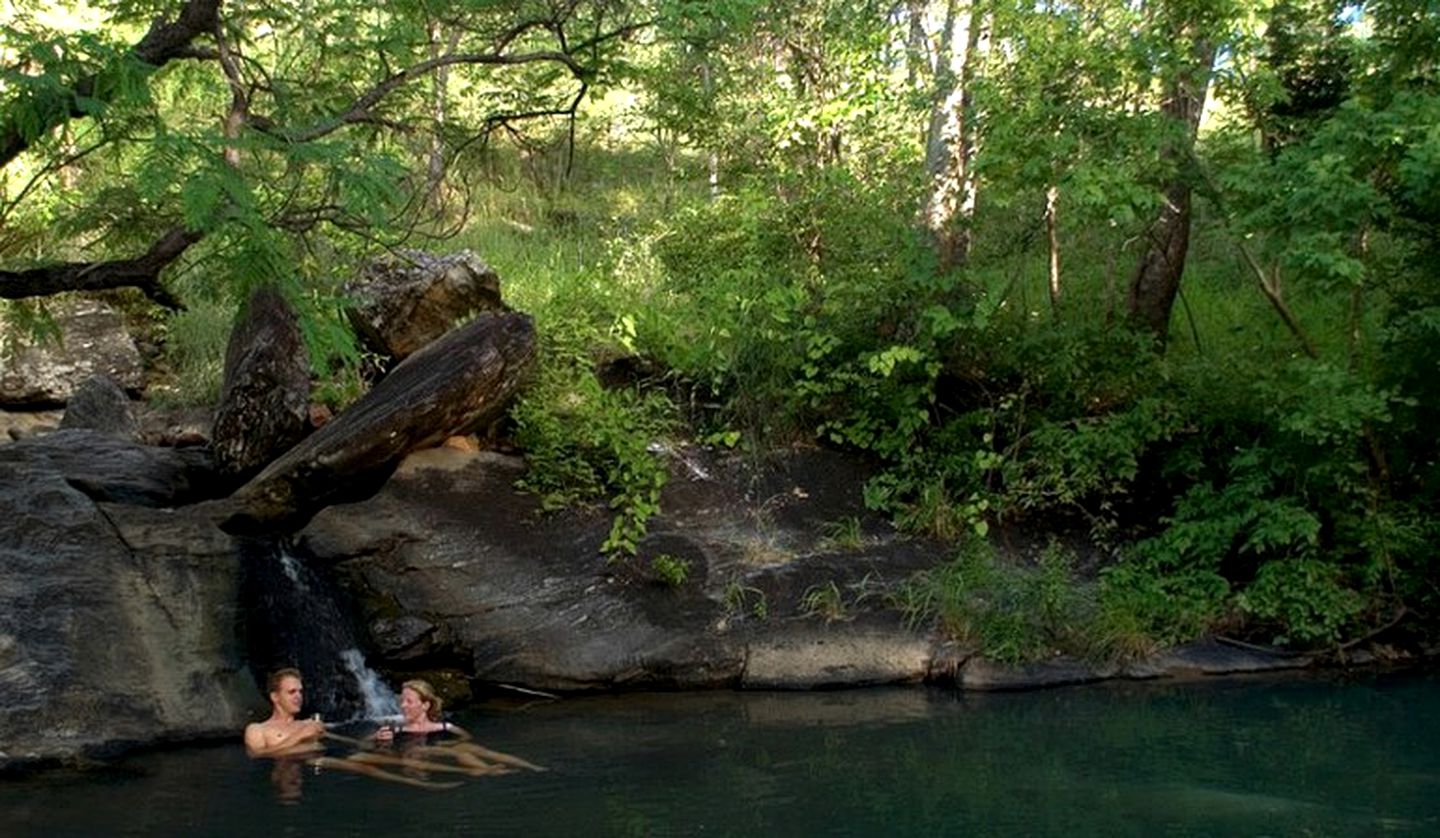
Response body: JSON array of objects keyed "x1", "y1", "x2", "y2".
[{"x1": 399, "y1": 687, "x2": 428, "y2": 722}]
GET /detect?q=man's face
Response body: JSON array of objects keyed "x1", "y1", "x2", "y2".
[{"x1": 271, "y1": 675, "x2": 304, "y2": 716}]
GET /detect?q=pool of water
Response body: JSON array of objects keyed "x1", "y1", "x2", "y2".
[{"x1": 4, "y1": 670, "x2": 1437, "y2": 836}]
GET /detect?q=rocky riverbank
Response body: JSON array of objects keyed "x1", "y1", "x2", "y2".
[{"x1": 2, "y1": 428, "x2": 1377, "y2": 772}]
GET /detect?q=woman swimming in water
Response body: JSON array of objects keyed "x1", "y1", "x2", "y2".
[
  {"x1": 315, "y1": 678, "x2": 537, "y2": 784},
  {"x1": 373, "y1": 679, "x2": 464, "y2": 742}
]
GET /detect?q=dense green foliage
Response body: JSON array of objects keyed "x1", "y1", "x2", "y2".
[{"x1": 3, "y1": 0, "x2": 1438, "y2": 656}]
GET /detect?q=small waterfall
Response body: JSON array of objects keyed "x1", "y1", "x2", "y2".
[
  {"x1": 341, "y1": 648, "x2": 399, "y2": 720},
  {"x1": 278, "y1": 550, "x2": 308, "y2": 592},
  {"x1": 240, "y1": 537, "x2": 388, "y2": 721}
]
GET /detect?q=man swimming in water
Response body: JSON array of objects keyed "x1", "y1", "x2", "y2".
[{"x1": 244, "y1": 668, "x2": 327, "y2": 757}]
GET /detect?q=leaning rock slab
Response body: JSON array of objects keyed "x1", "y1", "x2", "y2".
[
  {"x1": 210, "y1": 286, "x2": 311, "y2": 479},
  {"x1": 223, "y1": 311, "x2": 537, "y2": 535}
]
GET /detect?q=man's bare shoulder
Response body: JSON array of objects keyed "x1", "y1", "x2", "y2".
[{"x1": 243, "y1": 720, "x2": 271, "y2": 751}]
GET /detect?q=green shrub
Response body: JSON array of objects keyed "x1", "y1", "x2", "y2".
[
  {"x1": 1095, "y1": 561, "x2": 1230, "y2": 651},
  {"x1": 157, "y1": 299, "x2": 236, "y2": 406},
  {"x1": 1236, "y1": 559, "x2": 1367, "y2": 647},
  {"x1": 892, "y1": 539, "x2": 1100, "y2": 663},
  {"x1": 638, "y1": 170, "x2": 938, "y2": 444},
  {"x1": 512, "y1": 359, "x2": 673, "y2": 557},
  {"x1": 650, "y1": 554, "x2": 691, "y2": 587}
]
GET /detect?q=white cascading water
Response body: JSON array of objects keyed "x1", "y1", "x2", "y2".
[
  {"x1": 278, "y1": 549, "x2": 309, "y2": 592},
  {"x1": 340, "y1": 648, "x2": 400, "y2": 721}
]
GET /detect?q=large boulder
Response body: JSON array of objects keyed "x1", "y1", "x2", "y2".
[
  {"x1": 346, "y1": 249, "x2": 505, "y2": 362},
  {"x1": 59, "y1": 374, "x2": 137, "y2": 440},
  {"x1": 0, "y1": 434, "x2": 253, "y2": 768},
  {"x1": 221, "y1": 310, "x2": 537, "y2": 535},
  {"x1": 301, "y1": 444, "x2": 1325, "y2": 696},
  {"x1": 0, "y1": 298, "x2": 145, "y2": 407},
  {"x1": 210, "y1": 286, "x2": 311, "y2": 479}
]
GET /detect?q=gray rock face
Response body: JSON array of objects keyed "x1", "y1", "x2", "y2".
[
  {"x1": 300, "y1": 446, "x2": 945, "y2": 692},
  {"x1": 303, "y1": 445, "x2": 1330, "y2": 697},
  {"x1": 59, "y1": 374, "x2": 137, "y2": 439},
  {"x1": 210, "y1": 286, "x2": 311, "y2": 479},
  {"x1": 0, "y1": 298, "x2": 144, "y2": 406},
  {"x1": 0, "y1": 434, "x2": 253, "y2": 768},
  {"x1": 346, "y1": 249, "x2": 505, "y2": 362},
  {"x1": 222, "y1": 311, "x2": 537, "y2": 535},
  {"x1": 8, "y1": 428, "x2": 222, "y2": 507}
]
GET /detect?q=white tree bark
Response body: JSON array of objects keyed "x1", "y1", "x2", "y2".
[{"x1": 922, "y1": 0, "x2": 987, "y2": 271}]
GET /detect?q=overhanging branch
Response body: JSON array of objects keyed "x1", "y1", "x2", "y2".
[
  {"x1": 278, "y1": 49, "x2": 588, "y2": 144},
  {"x1": 0, "y1": 226, "x2": 201, "y2": 308},
  {"x1": 1, "y1": 0, "x2": 222, "y2": 169}
]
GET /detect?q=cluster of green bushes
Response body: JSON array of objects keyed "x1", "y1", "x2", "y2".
[{"x1": 487, "y1": 151, "x2": 1436, "y2": 659}]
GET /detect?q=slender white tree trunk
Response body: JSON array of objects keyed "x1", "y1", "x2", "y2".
[
  {"x1": 425, "y1": 23, "x2": 462, "y2": 211},
  {"x1": 923, "y1": 0, "x2": 987, "y2": 271},
  {"x1": 1046, "y1": 183, "x2": 1061, "y2": 312}
]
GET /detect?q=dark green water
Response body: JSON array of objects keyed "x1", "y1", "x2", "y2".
[{"x1": 4, "y1": 671, "x2": 1438, "y2": 837}]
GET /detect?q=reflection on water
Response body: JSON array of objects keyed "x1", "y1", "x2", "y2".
[{"x1": 3, "y1": 670, "x2": 1437, "y2": 837}]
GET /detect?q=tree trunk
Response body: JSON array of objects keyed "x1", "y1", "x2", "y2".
[
  {"x1": 1046, "y1": 183, "x2": 1061, "y2": 314},
  {"x1": 923, "y1": 0, "x2": 987, "y2": 271},
  {"x1": 425, "y1": 23, "x2": 463, "y2": 211},
  {"x1": 0, "y1": 226, "x2": 198, "y2": 307},
  {"x1": 1128, "y1": 180, "x2": 1193, "y2": 342},
  {"x1": 1126, "y1": 36, "x2": 1217, "y2": 345},
  {"x1": 701, "y1": 59, "x2": 719, "y2": 199},
  {"x1": 904, "y1": 0, "x2": 931, "y2": 89},
  {"x1": 217, "y1": 10, "x2": 248, "y2": 170}
]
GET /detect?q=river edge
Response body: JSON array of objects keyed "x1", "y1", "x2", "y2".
[
  {"x1": 3, "y1": 647, "x2": 1435, "y2": 777},
  {"x1": 4, "y1": 434, "x2": 1434, "y2": 775}
]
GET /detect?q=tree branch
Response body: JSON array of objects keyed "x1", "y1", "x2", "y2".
[
  {"x1": 277, "y1": 49, "x2": 588, "y2": 144},
  {"x1": 1236, "y1": 241, "x2": 1319, "y2": 360},
  {"x1": 0, "y1": 226, "x2": 201, "y2": 308},
  {"x1": 0, "y1": 0, "x2": 222, "y2": 169}
]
